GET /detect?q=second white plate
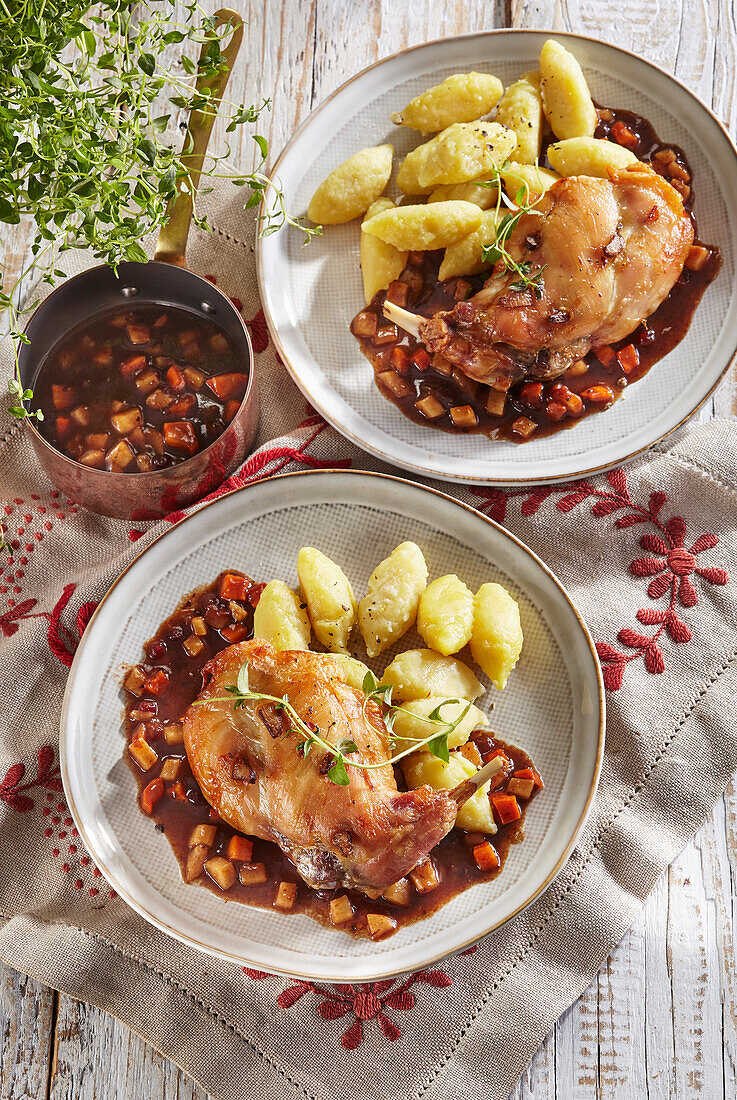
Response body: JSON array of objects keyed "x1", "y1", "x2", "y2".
[
  {"x1": 257, "y1": 30, "x2": 737, "y2": 484},
  {"x1": 61, "y1": 470, "x2": 604, "y2": 980}
]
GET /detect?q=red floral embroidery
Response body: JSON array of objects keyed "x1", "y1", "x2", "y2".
[
  {"x1": 472, "y1": 469, "x2": 729, "y2": 690},
  {"x1": 0, "y1": 598, "x2": 39, "y2": 637},
  {"x1": 44, "y1": 584, "x2": 98, "y2": 667},
  {"x1": 257, "y1": 970, "x2": 452, "y2": 1049},
  {"x1": 245, "y1": 308, "x2": 269, "y2": 354},
  {"x1": 1, "y1": 745, "x2": 62, "y2": 812}
]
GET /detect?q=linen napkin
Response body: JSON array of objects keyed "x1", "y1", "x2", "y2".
[{"x1": 0, "y1": 195, "x2": 735, "y2": 1100}]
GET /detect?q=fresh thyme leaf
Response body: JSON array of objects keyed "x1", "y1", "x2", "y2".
[
  {"x1": 427, "y1": 732, "x2": 450, "y2": 763},
  {"x1": 1, "y1": 1, "x2": 318, "y2": 420},
  {"x1": 362, "y1": 670, "x2": 379, "y2": 695},
  {"x1": 336, "y1": 738, "x2": 359, "y2": 755},
  {"x1": 427, "y1": 699, "x2": 460, "y2": 723},
  {"x1": 236, "y1": 662, "x2": 250, "y2": 696},
  {"x1": 327, "y1": 756, "x2": 350, "y2": 786}
]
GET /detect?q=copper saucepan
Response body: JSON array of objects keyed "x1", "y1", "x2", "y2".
[{"x1": 17, "y1": 9, "x2": 258, "y2": 520}]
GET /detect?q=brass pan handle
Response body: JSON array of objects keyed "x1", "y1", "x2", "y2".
[{"x1": 154, "y1": 8, "x2": 244, "y2": 266}]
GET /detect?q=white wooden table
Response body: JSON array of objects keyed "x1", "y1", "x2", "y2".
[{"x1": 2, "y1": 1, "x2": 736, "y2": 1096}]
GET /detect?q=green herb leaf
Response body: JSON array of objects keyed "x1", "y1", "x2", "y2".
[
  {"x1": 328, "y1": 756, "x2": 350, "y2": 786},
  {"x1": 427, "y1": 732, "x2": 450, "y2": 763},
  {"x1": 362, "y1": 670, "x2": 379, "y2": 695},
  {"x1": 236, "y1": 662, "x2": 250, "y2": 695},
  {"x1": 336, "y1": 738, "x2": 359, "y2": 755}
]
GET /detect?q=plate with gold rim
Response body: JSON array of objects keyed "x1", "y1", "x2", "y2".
[
  {"x1": 61, "y1": 470, "x2": 604, "y2": 980},
  {"x1": 257, "y1": 30, "x2": 737, "y2": 485}
]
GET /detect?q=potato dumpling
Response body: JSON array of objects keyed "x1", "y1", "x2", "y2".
[
  {"x1": 332, "y1": 654, "x2": 372, "y2": 691},
  {"x1": 396, "y1": 121, "x2": 516, "y2": 194},
  {"x1": 382, "y1": 648, "x2": 483, "y2": 703},
  {"x1": 297, "y1": 547, "x2": 357, "y2": 653},
  {"x1": 402, "y1": 751, "x2": 496, "y2": 833},
  {"x1": 391, "y1": 696, "x2": 488, "y2": 753},
  {"x1": 470, "y1": 582, "x2": 523, "y2": 690},
  {"x1": 495, "y1": 71, "x2": 543, "y2": 164},
  {"x1": 438, "y1": 208, "x2": 501, "y2": 281},
  {"x1": 391, "y1": 72, "x2": 504, "y2": 135},
  {"x1": 360, "y1": 198, "x2": 408, "y2": 304},
  {"x1": 307, "y1": 144, "x2": 393, "y2": 225},
  {"x1": 417, "y1": 574, "x2": 474, "y2": 655},
  {"x1": 428, "y1": 179, "x2": 499, "y2": 209},
  {"x1": 500, "y1": 162, "x2": 559, "y2": 201},
  {"x1": 358, "y1": 541, "x2": 428, "y2": 658},
  {"x1": 362, "y1": 200, "x2": 483, "y2": 252},
  {"x1": 253, "y1": 579, "x2": 311, "y2": 652},
  {"x1": 539, "y1": 39, "x2": 597, "y2": 140},
  {"x1": 547, "y1": 136, "x2": 638, "y2": 178}
]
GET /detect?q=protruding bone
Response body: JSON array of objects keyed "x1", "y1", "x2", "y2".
[
  {"x1": 383, "y1": 300, "x2": 423, "y2": 339},
  {"x1": 450, "y1": 752, "x2": 504, "y2": 809}
]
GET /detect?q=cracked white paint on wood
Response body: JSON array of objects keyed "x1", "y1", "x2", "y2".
[{"x1": 1, "y1": 0, "x2": 735, "y2": 1096}]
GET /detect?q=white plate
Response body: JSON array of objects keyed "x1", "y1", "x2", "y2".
[
  {"x1": 61, "y1": 470, "x2": 604, "y2": 981},
  {"x1": 257, "y1": 31, "x2": 737, "y2": 485}
]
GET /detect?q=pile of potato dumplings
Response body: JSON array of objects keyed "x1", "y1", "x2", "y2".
[
  {"x1": 307, "y1": 39, "x2": 642, "y2": 302},
  {"x1": 252, "y1": 542, "x2": 524, "y2": 835}
]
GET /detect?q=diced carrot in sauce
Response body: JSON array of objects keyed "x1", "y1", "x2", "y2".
[
  {"x1": 581, "y1": 384, "x2": 615, "y2": 404},
  {"x1": 169, "y1": 780, "x2": 188, "y2": 802},
  {"x1": 120, "y1": 354, "x2": 147, "y2": 377},
  {"x1": 617, "y1": 344, "x2": 639, "y2": 374},
  {"x1": 247, "y1": 582, "x2": 266, "y2": 608},
  {"x1": 489, "y1": 749, "x2": 512, "y2": 769},
  {"x1": 610, "y1": 120, "x2": 639, "y2": 150},
  {"x1": 86, "y1": 432, "x2": 109, "y2": 449},
  {"x1": 391, "y1": 346, "x2": 411, "y2": 373},
  {"x1": 219, "y1": 573, "x2": 248, "y2": 600},
  {"x1": 593, "y1": 345, "x2": 616, "y2": 367},
  {"x1": 167, "y1": 394, "x2": 197, "y2": 417},
  {"x1": 126, "y1": 324, "x2": 151, "y2": 345},
  {"x1": 227, "y1": 835, "x2": 254, "y2": 862},
  {"x1": 412, "y1": 348, "x2": 432, "y2": 370},
  {"x1": 513, "y1": 766, "x2": 544, "y2": 790},
  {"x1": 506, "y1": 776, "x2": 535, "y2": 799},
  {"x1": 55, "y1": 416, "x2": 72, "y2": 439},
  {"x1": 52, "y1": 384, "x2": 75, "y2": 410},
  {"x1": 166, "y1": 365, "x2": 186, "y2": 391},
  {"x1": 205, "y1": 373, "x2": 248, "y2": 402},
  {"x1": 140, "y1": 777, "x2": 164, "y2": 814},
  {"x1": 491, "y1": 792, "x2": 522, "y2": 824},
  {"x1": 472, "y1": 841, "x2": 500, "y2": 872},
  {"x1": 144, "y1": 668, "x2": 170, "y2": 695},
  {"x1": 545, "y1": 401, "x2": 567, "y2": 422},
  {"x1": 220, "y1": 623, "x2": 250, "y2": 643},
  {"x1": 163, "y1": 421, "x2": 199, "y2": 454},
  {"x1": 153, "y1": 313, "x2": 169, "y2": 328}
]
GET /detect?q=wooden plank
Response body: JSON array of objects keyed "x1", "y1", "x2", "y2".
[
  {"x1": 0, "y1": 963, "x2": 54, "y2": 1100},
  {"x1": 642, "y1": 871, "x2": 674, "y2": 1098},
  {"x1": 48, "y1": 996, "x2": 207, "y2": 1100}
]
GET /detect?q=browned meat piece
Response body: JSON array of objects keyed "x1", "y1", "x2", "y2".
[
  {"x1": 419, "y1": 164, "x2": 694, "y2": 387},
  {"x1": 183, "y1": 639, "x2": 459, "y2": 892}
]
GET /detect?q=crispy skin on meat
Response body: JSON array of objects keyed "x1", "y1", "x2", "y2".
[
  {"x1": 420, "y1": 165, "x2": 694, "y2": 388},
  {"x1": 183, "y1": 639, "x2": 458, "y2": 891}
]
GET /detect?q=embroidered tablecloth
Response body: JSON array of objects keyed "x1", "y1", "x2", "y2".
[{"x1": 1, "y1": 198, "x2": 735, "y2": 1100}]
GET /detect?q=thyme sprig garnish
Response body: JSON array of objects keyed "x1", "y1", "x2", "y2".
[
  {"x1": 196, "y1": 662, "x2": 473, "y2": 786},
  {"x1": 480, "y1": 161, "x2": 547, "y2": 299},
  {"x1": 2, "y1": 0, "x2": 318, "y2": 421}
]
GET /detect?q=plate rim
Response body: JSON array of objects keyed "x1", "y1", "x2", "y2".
[
  {"x1": 256, "y1": 28, "x2": 737, "y2": 487},
  {"x1": 60, "y1": 467, "x2": 606, "y2": 981}
]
